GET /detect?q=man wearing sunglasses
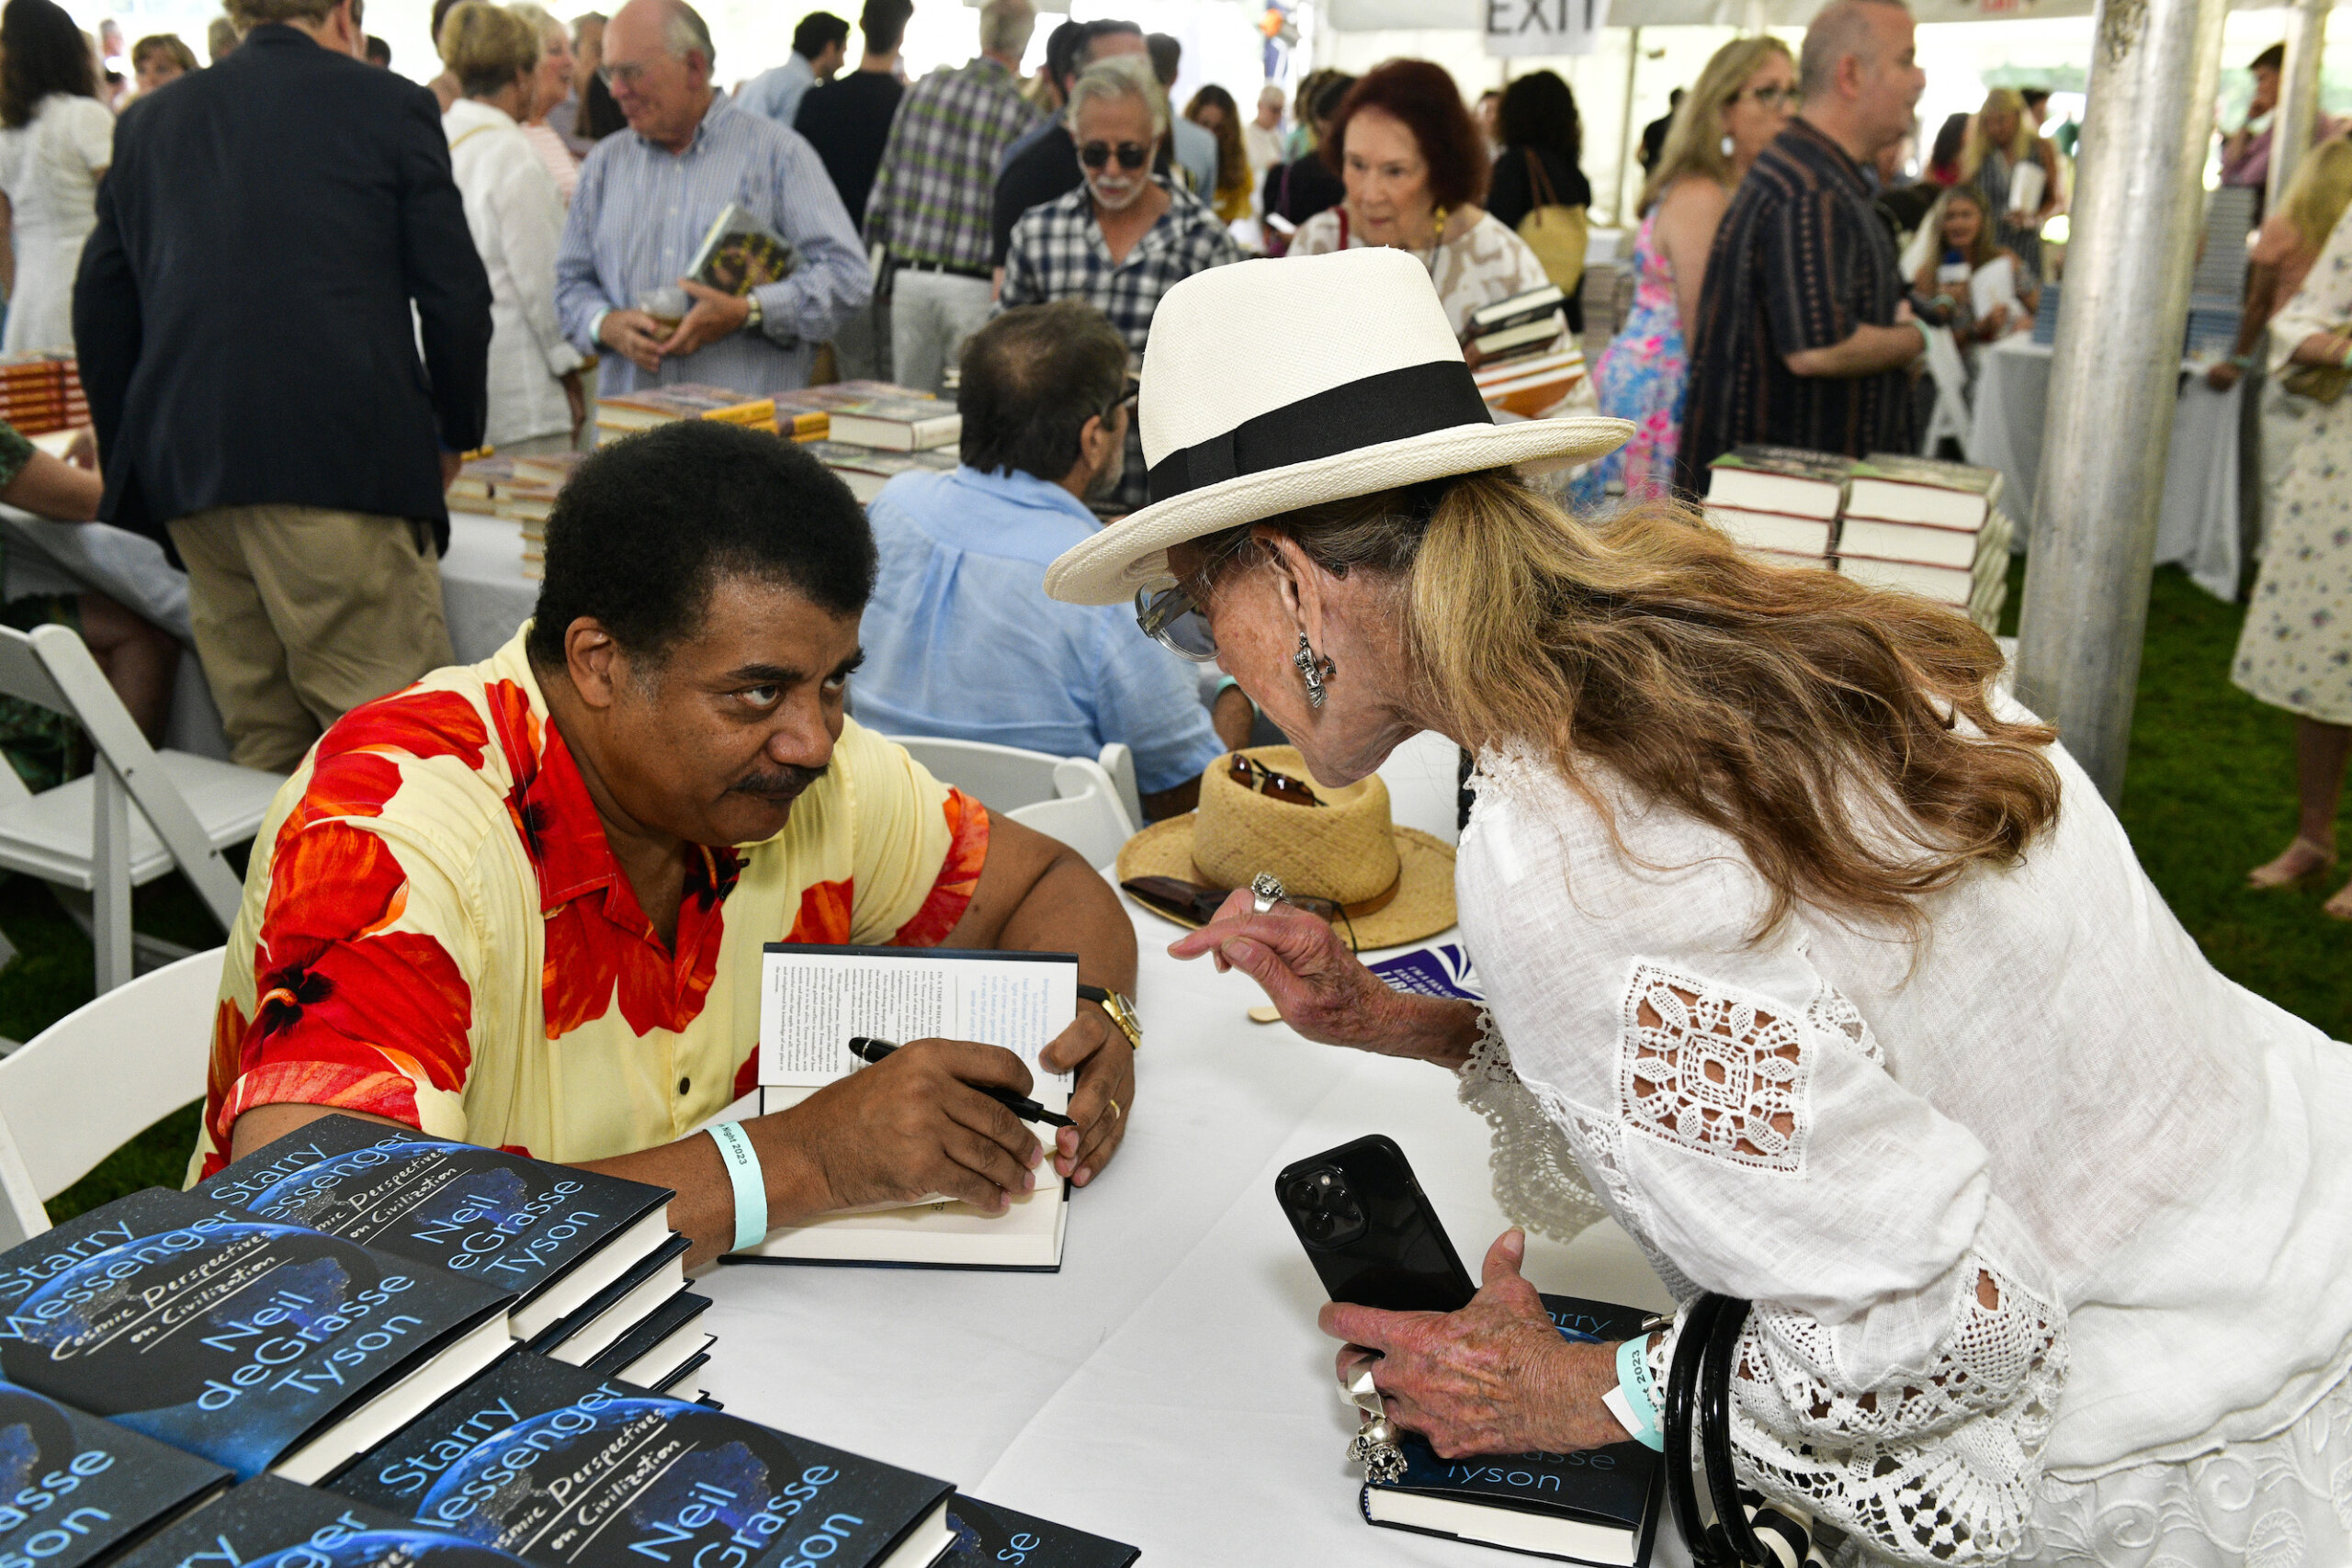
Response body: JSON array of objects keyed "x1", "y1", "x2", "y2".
[{"x1": 999, "y1": 54, "x2": 1242, "y2": 513}]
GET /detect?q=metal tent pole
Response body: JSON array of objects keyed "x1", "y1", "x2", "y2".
[
  {"x1": 2269, "y1": 0, "x2": 2331, "y2": 212},
  {"x1": 2013, "y1": 0, "x2": 2228, "y2": 805},
  {"x1": 1612, "y1": 26, "x2": 1642, "y2": 224}
]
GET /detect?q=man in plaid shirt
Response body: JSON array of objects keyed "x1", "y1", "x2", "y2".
[
  {"x1": 863, "y1": 0, "x2": 1039, "y2": 393},
  {"x1": 1000, "y1": 54, "x2": 1241, "y2": 513}
]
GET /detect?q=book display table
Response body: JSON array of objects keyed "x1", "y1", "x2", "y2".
[
  {"x1": 695, "y1": 735, "x2": 1679, "y2": 1565},
  {"x1": 440, "y1": 510, "x2": 542, "y2": 660},
  {"x1": 1967, "y1": 336, "x2": 2243, "y2": 601}
]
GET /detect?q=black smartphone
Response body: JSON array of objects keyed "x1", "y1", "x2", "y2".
[{"x1": 1275, "y1": 1134, "x2": 1477, "y2": 1313}]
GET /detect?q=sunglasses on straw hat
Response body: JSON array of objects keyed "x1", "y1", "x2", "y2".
[{"x1": 1121, "y1": 874, "x2": 1361, "y2": 952}]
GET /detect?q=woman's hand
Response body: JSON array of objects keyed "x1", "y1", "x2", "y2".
[
  {"x1": 1166, "y1": 889, "x2": 1482, "y2": 1065},
  {"x1": 1322, "y1": 1230, "x2": 1628, "y2": 1458}
]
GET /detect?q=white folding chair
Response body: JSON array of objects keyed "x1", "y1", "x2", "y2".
[
  {"x1": 1093, "y1": 742, "x2": 1143, "y2": 829},
  {"x1": 1920, "y1": 324, "x2": 1974, "y2": 460},
  {"x1": 888, "y1": 734, "x2": 1145, "y2": 822},
  {"x1": 0, "y1": 623, "x2": 282, "y2": 993},
  {"x1": 0, "y1": 945, "x2": 224, "y2": 1247},
  {"x1": 1005, "y1": 759, "x2": 1140, "y2": 871}
]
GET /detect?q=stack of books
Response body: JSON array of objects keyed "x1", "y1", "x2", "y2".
[
  {"x1": 775, "y1": 381, "x2": 961, "y2": 502},
  {"x1": 594, "y1": 382, "x2": 779, "y2": 442},
  {"x1": 0, "y1": 353, "x2": 85, "y2": 435},
  {"x1": 500, "y1": 452, "x2": 583, "y2": 580},
  {"x1": 447, "y1": 453, "x2": 525, "y2": 516},
  {"x1": 1703, "y1": 446, "x2": 2011, "y2": 631},
  {"x1": 1835, "y1": 453, "x2": 2014, "y2": 630},
  {"x1": 0, "y1": 1128, "x2": 1140, "y2": 1568},
  {"x1": 2032, "y1": 281, "x2": 2060, "y2": 345},
  {"x1": 1472, "y1": 345, "x2": 1586, "y2": 419},
  {"x1": 1702, "y1": 445, "x2": 1851, "y2": 566},
  {"x1": 1465, "y1": 285, "x2": 1568, "y2": 369}
]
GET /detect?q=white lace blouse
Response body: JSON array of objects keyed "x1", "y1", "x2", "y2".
[{"x1": 1452, "y1": 720, "x2": 2352, "y2": 1564}]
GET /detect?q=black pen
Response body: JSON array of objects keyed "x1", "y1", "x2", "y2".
[{"x1": 847, "y1": 1036, "x2": 1077, "y2": 1129}]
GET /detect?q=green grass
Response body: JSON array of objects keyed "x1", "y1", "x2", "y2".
[{"x1": 30, "y1": 561, "x2": 2352, "y2": 1224}]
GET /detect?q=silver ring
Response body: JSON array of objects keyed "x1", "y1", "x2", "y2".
[{"x1": 1250, "y1": 872, "x2": 1287, "y2": 914}]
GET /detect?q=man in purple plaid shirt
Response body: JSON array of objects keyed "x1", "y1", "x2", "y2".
[
  {"x1": 999, "y1": 54, "x2": 1241, "y2": 513},
  {"x1": 862, "y1": 0, "x2": 1039, "y2": 393}
]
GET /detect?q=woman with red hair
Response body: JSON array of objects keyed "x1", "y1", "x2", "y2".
[{"x1": 1288, "y1": 59, "x2": 1556, "y2": 342}]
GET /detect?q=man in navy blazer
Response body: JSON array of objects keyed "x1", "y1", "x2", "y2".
[{"x1": 75, "y1": 0, "x2": 493, "y2": 773}]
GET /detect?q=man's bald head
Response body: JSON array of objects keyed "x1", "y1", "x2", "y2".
[
  {"x1": 604, "y1": 0, "x2": 716, "y2": 149},
  {"x1": 608, "y1": 0, "x2": 710, "y2": 72},
  {"x1": 1800, "y1": 0, "x2": 1902, "y2": 97},
  {"x1": 1799, "y1": 0, "x2": 1922, "y2": 160}
]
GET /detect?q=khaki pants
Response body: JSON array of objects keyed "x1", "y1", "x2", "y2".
[{"x1": 169, "y1": 505, "x2": 457, "y2": 773}]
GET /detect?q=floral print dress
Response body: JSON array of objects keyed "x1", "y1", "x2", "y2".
[
  {"x1": 2233, "y1": 207, "x2": 2352, "y2": 726},
  {"x1": 1571, "y1": 208, "x2": 1687, "y2": 507}
]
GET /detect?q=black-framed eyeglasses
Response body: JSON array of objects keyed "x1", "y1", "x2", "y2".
[
  {"x1": 1227, "y1": 751, "x2": 1323, "y2": 807},
  {"x1": 1080, "y1": 140, "x2": 1151, "y2": 171},
  {"x1": 1136, "y1": 581, "x2": 1216, "y2": 661}
]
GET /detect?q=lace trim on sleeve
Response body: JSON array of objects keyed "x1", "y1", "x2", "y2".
[
  {"x1": 1726, "y1": 1254, "x2": 2066, "y2": 1564},
  {"x1": 1454, "y1": 1007, "x2": 1608, "y2": 1244}
]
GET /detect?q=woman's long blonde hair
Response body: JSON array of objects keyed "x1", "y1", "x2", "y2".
[
  {"x1": 2278, "y1": 135, "x2": 2352, "y2": 254},
  {"x1": 1639, "y1": 36, "x2": 1792, "y2": 216},
  {"x1": 1200, "y1": 476, "x2": 2061, "y2": 941},
  {"x1": 1961, "y1": 87, "x2": 2037, "y2": 178}
]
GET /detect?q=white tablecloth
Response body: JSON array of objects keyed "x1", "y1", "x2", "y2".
[
  {"x1": 691, "y1": 747, "x2": 1672, "y2": 1564},
  {"x1": 440, "y1": 513, "x2": 538, "y2": 663},
  {"x1": 1966, "y1": 337, "x2": 2242, "y2": 601}
]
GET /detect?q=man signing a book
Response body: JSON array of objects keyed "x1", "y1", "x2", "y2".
[{"x1": 189, "y1": 422, "x2": 1139, "y2": 1268}]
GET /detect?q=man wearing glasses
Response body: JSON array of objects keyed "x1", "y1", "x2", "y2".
[
  {"x1": 857, "y1": 302, "x2": 1252, "y2": 822},
  {"x1": 998, "y1": 55, "x2": 1242, "y2": 513},
  {"x1": 554, "y1": 0, "x2": 870, "y2": 397}
]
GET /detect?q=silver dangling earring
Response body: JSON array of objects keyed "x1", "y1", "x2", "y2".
[
  {"x1": 1721, "y1": 132, "x2": 1736, "y2": 157},
  {"x1": 1293, "y1": 632, "x2": 1334, "y2": 708}
]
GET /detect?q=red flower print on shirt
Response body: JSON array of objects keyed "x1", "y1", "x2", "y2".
[
  {"x1": 893, "y1": 790, "x2": 989, "y2": 946},
  {"x1": 275, "y1": 687, "x2": 494, "y2": 850}
]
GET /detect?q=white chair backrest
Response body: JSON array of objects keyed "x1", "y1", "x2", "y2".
[
  {"x1": 888, "y1": 735, "x2": 1074, "y2": 813},
  {"x1": 1920, "y1": 325, "x2": 1973, "y2": 460},
  {"x1": 1005, "y1": 759, "x2": 1136, "y2": 870},
  {"x1": 1095, "y1": 742, "x2": 1144, "y2": 829},
  {"x1": 0, "y1": 945, "x2": 226, "y2": 1242}
]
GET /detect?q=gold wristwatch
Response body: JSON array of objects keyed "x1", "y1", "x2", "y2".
[{"x1": 1077, "y1": 984, "x2": 1141, "y2": 1050}]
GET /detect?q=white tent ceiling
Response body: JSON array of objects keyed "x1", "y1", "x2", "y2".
[{"x1": 1326, "y1": 0, "x2": 2300, "y2": 28}]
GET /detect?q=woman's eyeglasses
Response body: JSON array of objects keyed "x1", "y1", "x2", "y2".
[
  {"x1": 1080, "y1": 141, "x2": 1152, "y2": 171},
  {"x1": 1135, "y1": 581, "x2": 1217, "y2": 661},
  {"x1": 1228, "y1": 752, "x2": 1323, "y2": 807}
]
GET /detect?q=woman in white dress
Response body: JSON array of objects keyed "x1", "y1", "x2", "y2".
[
  {"x1": 1287, "y1": 59, "x2": 1555, "y2": 342},
  {"x1": 1047, "y1": 247, "x2": 2352, "y2": 1567},
  {"x1": 2233, "y1": 202, "x2": 2352, "y2": 920},
  {"x1": 0, "y1": 0, "x2": 112, "y2": 355},
  {"x1": 439, "y1": 1, "x2": 587, "y2": 454}
]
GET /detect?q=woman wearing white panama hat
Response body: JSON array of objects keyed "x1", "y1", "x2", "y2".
[{"x1": 1046, "y1": 245, "x2": 2352, "y2": 1567}]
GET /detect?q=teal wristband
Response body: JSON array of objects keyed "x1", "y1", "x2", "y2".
[
  {"x1": 1610, "y1": 1334, "x2": 1665, "y2": 1451},
  {"x1": 707, "y1": 1121, "x2": 766, "y2": 1253}
]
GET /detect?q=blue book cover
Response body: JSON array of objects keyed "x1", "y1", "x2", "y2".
[
  {"x1": 329, "y1": 1352, "x2": 954, "y2": 1568},
  {"x1": 0, "y1": 1375, "x2": 229, "y2": 1568},
  {"x1": 112, "y1": 1474, "x2": 535, "y2": 1568},
  {"x1": 1363, "y1": 1293, "x2": 1662, "y2": 1565},
  {"x1": 0, "y1": 1188, "x2": 513, "y2": 1481},
  {"x1": 940, "y1": 1495, "x2": 1136, "y2": 1568},
  {"x1": 195, "y1": 1116, "x2": 673, "y2": 1342}
]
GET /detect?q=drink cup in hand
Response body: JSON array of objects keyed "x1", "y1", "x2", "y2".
[{"x1": 638, "y1": 285, "x2": 688, "y2": 334}]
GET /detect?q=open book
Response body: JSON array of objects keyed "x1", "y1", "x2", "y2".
[{"x1": 738, "y1": 944, "x2": 1079, "y2": 1270}]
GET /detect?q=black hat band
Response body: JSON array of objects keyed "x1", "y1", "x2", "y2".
[{"x1": 1144, "y1": 358, "x2": 1494, "y2": 505}]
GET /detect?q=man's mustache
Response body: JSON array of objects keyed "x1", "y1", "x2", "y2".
[{"x1": 729, "y1": 763, "x2": 827, "y2": 802}]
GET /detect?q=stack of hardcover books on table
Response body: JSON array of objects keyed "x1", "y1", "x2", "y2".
[
  {"x1": 0, "y1": 353, "x2": 85, "y2": 435},
  {"x1": 1701, "y1": 445, "x2": 1851, "y2": 566},
  {"x1": 773, "y1": 382, "x2": 961, "y2": 502},
  {"x1": 594, "y1": 382, "x2": 779, "y2": 442},
  {"x1": 1834, "y1": 454, "x2": 2013, "y2": 631},
  {"x1": 0, "y1": 1119, "x2": 1141, "y2": 1568}
]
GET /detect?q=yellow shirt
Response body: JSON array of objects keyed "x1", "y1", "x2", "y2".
[{"x1": 188, "y1": 630, "x2": 989, "y2": 1182}]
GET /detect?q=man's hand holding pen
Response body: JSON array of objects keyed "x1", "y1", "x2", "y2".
[{"x1": 772, "y1": 1039, "x2": 1047, "y2": 1215}]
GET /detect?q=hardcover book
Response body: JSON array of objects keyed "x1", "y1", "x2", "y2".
[
  {"x1": 1363, "y1": 1293, "x2": 1662, "y2": 1566},
  {"x1": 1703, "y1": 447, "x2": 1852, "y2": 520},
  {"x1": 1843, "y1": 454, "x2": 2004, "y2": 530},
  {"x1": 799, "y1": 442, "x2": 958, "y2": 504},
  {"x1": 687, "y1": 204, "x2": 798, "y2": 297},
  {"x1": 1469, "y1": 284, "x2": 1566, "y2": 333},
  {"x1": 743, "y1": 944, "x2": 1076, "y2": 1270},
  {"x1": 595, "y1": 385, "x2": 778, "y2": 433},
  {"x1": 0, "y1": 1188, "x2": 513, "y2": 1483},
  {"x1": 1702, "y1": 505, "x2": 1837, "y2": 561},
  {"x1": 579, "y1": 1291, "x2": 712, "y2": 1393},
  {"x1": 195, "y1": 1117, "x2": 674, "y2": 1346},
  {"x1": 523, "y1": 1235, "x2": 689, "y2": 1367},
  {"x1": 821, "y1": 397, "x2": 961, "y2": 453},
  {"x1": 112, "y1": 1475, "x2": 534, "y2": 1568},
  {"x1": 328, "y1": 1353, "x2": 955, "y2": 1568},
  {"x1": 0, "y1": 1375, "x2": 230, "y2": 1568},
  {"x1": 939, "y1": 1496, "x2": 1136, "y2": 1568}
]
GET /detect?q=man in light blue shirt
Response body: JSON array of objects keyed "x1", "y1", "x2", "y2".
[
  {"x1": 557, "y1": 0, "x2": 869, "y2": 397},
  {"x1": 736, "y1": 12, "x2": 845, "y2": 130},
  {"x1": 858, "y1": 301, "x2": 1250, "y2": 818}
]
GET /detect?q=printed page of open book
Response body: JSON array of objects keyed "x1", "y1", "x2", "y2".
[{"x1": 757, "y1": 944, "x2": 1078, "y2": 1110}]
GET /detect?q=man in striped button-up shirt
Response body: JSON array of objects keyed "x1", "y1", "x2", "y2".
[{"x1": 556, "y1": 0, "x2": 870, "y2": 399}]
